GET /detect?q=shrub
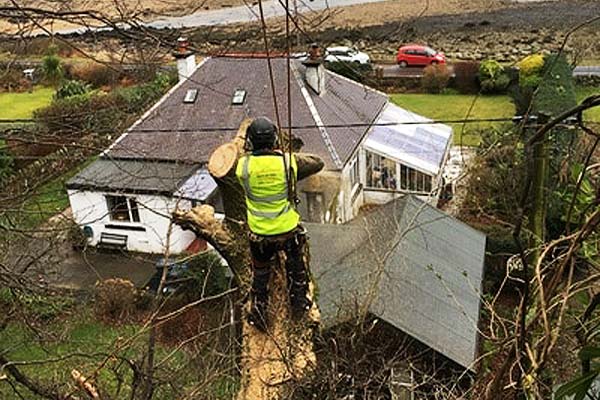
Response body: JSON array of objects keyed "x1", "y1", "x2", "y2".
[
  {"x1": 35, "y1": 92, "x2": 124, "y2": 136},
  {"x1": 41, "y1": 51, "x2": 63, "y2": 86},
  {"x1": 479, "y1": 59, "x2": 510, "y2": 94},
  {"x1": 510, "y1": 54, "x2": 547, "y2": 115},
  {"x1": 452, "y1": 61, "x2": 480, "y2": 94},
  {"x1": 0, "y1": 67, "x2": 30, "y2": 92},
  {"x1": 94, "y1": 278, "x2": 138, "y2": 321},
  {"x1": 532, "y1": 53, "x2": 576, "y2": 117},
  {"x1": 35, "y1": 74, "x2": 173, "y2": 137},
  {"x1": 517, "y1": 53, "x2": 545, "y2": 89},
  {"x1": 54, "y1": 80, "x2": 91, "y2": 100},
  {"x1": 325, "y1": 61, "x2": 373, "y2": 83},
  {"x1": 421, "y1": 64, "x2": 451, "y2": 93},
  {"x1": 179, "y1": 252, "x2": 229, "y2": 301},
  {"x1": 70, "y1": 62, "x2": 120, "y2": 88},
  {"x1": 460, "y1": 125, "x2": 525, "y2": 225}
]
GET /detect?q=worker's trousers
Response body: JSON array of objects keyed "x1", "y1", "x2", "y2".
[{"x1": 248, "y1": 225, "x2": 310, "y2": 307}]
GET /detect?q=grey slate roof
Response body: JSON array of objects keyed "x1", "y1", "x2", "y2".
[
  {"x1": 66, "y1": 159, "x2": 200, "y2": 196},
  {"x1": 307, "y1": 195, "x2": 486, "y2": 370},
  {"x1": 107, "y1": 57, "x2": 387, "y2": 170}
]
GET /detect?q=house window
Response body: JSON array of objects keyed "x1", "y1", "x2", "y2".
[
  {"x1": 365, "y1": 151, "x2": 398, "y2": 190},
  {"x1": 400, "y1": 164, "x2": 433, "y2": 193},
  {"x1": 106, "y1": 195, "x2": 141, "y2": 222}
]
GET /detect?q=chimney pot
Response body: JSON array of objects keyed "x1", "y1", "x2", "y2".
[
  {"x1": 173, "y1": 37, "x2": 196, "y2": 83},
  {"x1": 302, "y1": 43, "x2": 326, "y2": 95}
]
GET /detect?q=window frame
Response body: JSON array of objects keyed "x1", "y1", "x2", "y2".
[{"x1": 106, "y1": 195, "x2": 141, "y2": 223}]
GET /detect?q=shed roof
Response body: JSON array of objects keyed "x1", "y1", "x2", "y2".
[
  {"x1": 65, "y1": 159, "x2": 212, "y2": 200},
  {"x1": 307, "y1": 195, "x2": 485, "y2": 370},
  {"x1": 363, "y1": 103, "x2": 452, "y2": 175}
]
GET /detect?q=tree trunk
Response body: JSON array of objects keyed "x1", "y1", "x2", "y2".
[
  {"x1": 172, "y1": 118, "x2": 324, "y2": 400},
  {"x1": 528, "y1": 136, "x2": 548, "y2": 263}
]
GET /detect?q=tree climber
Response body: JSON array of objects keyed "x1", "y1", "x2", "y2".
[{"x1": 236, "y1": 116, "x2": 313, "y2": 331}]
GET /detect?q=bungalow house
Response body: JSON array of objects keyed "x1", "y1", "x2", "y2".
[
  {"x1": 308, "y1": 194, "x2": 486, "y2": 372},
  {"x1": 66, "y1": 45, "x2": 452, "y2": 254}
]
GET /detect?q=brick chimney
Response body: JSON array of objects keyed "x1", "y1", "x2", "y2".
[
  {"x1": 173, "y1": 37, "x2": 196, "y2": 83},
  {"x1": 302, "y1": 43, "x2": 326, "y2": 95}
]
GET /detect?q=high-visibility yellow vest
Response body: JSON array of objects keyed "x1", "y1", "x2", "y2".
[{"x1": 235, "y1": 152, "x2": 299, "y2": 236}]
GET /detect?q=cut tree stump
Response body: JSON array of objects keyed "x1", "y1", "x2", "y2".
[{"x1": 172, "y1": 118, "x2": 324, "y2": 400}]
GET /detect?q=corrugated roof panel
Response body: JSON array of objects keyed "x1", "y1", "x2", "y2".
[
  {"x1": 307, "y1": 195, "x2": 485, "y2": 370},
  {"x1": 364, "y1": 103, "x2": 452, "y2": 175}
]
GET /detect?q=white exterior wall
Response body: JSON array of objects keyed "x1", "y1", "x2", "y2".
[
  {"x1": 68, "y1": 190, "x2": 196, "y2": 254},
  {"x1": 340, "y1": 152, "x2": 364, "y2": 222}
]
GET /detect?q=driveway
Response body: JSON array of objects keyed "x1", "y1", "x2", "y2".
[{"x1": 48, "y1": 249, "x2": 159, "y2": 290}]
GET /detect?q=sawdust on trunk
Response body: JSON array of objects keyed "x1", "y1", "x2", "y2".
[{"x1": 173, "y1": 118, "x2": 324, "y2": 399}]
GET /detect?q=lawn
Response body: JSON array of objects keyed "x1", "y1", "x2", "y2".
[
  {"x1": 576, "y1": 86, "x2": 600, "y2": 122},
  {"x1": 0, "y1": 87, "x2": 54, "y2": 120},
  {"x1": 390, "y1": 87, "x2": 600, "y2": 146},
  {"x1": 389, "y1": 92, "x2": 515, "y2": 146}
]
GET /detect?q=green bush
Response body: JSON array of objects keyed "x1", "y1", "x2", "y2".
[
  {"x1": 510, "y1": 53, "x2": 547, "y2": 115},
  {"x1": 54, "y1": 80, "x2": 91, "y2": 100},
  {"x1": 325, "y1": 61, "x2": 373, "y2": 83},
  {"x1": 460, "y1": 125, "x2": 526, "y2": 225},
  {"x1": 181, "y1": 252, "x2": 229, "y2": 300},
  {"x1": 41, "y1": 48, "x2": 63, "y2": 86},
  {"x1": 421, "y1": 64, "x2": 451, "y2": 94},
  {"x1": 35, "y1": 74, "x2": 173, "y2": 137},
  {"x1": 532, "y1": 53, "x2": 576, "y2": 117},
  {"x1": 479, "y1": 59, "x2": 510, "y2": 94},
  {"x1": 517, "y1": 53, "x2": 545, "y2": 89}
]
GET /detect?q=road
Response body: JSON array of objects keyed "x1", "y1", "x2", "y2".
[
  {"x1": 375, "y1": 64, "x2": 452, "y2": 78},
  {"x1": 573, "y1": 66, "x2": 600, "y2": 77},
  {"x1": 375, "y1": 64, "x2": 600, "y2": 78},
  {"x1": 54, "y1": 0, "x2": 391, "y2": 35}
]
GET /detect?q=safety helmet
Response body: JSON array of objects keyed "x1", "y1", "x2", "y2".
[{"x1": 247, "y1": 117, "x2": 278, "y2": 150}]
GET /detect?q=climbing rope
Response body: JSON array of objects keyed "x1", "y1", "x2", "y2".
[{"x1": 257, "y1": 0, "x2": 298, "y2": 206}]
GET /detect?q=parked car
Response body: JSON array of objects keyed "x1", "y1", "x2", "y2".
[
  {"x1": 324, "y1": 46, "x2": 370, "y2": 64},
  {"x1": 295, "y1": 46, "x2": 371, "y2": 64},
  {"x1": 144, "y1": 257, "x2": 191, "y2": 295},
  {"x1": 396, "y1": 45, "x2": 446, "y2": 68}
]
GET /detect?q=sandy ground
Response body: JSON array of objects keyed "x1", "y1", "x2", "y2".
[
  {"x1": 0, "y1": 0, "x2": 247, "y2": 33},
  {"x1": 0, "y1": 0, "x2": 511, "y2": 35},
  {"x1": 305, "y1": 0, "x2": 508, "y2": 30}
]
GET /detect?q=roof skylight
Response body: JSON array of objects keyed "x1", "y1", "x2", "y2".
[
  {"x1": 183, "y1": 89, "x2": 198, "y2": 103},
  {"x1": 232, "y1": 89, "x2": 246, "y2": 105}
]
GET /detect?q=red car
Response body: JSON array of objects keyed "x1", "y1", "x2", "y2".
[{"x1": 396, "y1": 45, "x2": 446, "y2": 68}]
